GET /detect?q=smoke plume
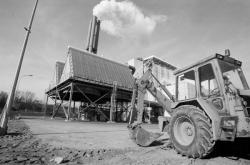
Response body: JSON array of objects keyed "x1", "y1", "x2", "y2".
[{"x1": 93, "y1": 0, "x2": 167, "y2": 40}]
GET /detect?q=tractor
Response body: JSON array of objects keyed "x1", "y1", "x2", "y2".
[{"x1": 128, "y1": 50, "x2": 250, "y2": 158}]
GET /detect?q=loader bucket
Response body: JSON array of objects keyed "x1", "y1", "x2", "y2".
[{"x1": 128, "y1": 124, "x2": 163, "y2": 147}]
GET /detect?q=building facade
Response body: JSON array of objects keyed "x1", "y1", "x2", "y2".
[{"x1": 128, "y1": 56, "x2": 177, "y2": 123}]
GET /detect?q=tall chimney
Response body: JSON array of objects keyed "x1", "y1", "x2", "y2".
[
  {"x1": 86, "y1": 18, "x2": 93, "y2": 52},
  {"x1": 86, "y1": 16, "x2": 101, "y2": 54},
  {"x1": 92, "y1": 19, "x2": 100, "y2": 54}
]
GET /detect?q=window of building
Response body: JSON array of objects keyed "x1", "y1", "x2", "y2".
[
  {"x1": 161, "y1": 67, "x2": 165, "y2": 78},
  {"x1": 166, "y1": 70, "x2": 170, "y2": 80},
  {"x1": 154, "y1": 65, "x2": 159, "y2": 79}
]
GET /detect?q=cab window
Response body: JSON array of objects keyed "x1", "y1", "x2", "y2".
[
  {"x1": 177, "y1": 70, "x2": 196, "y2": 100},
  {"x1": 199, "y1": 64, "x2": 219, "y2": 97}
]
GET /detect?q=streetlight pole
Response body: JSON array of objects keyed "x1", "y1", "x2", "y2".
[{"x1": 0, "y1": 0, "x2": 39, "y2": 135}]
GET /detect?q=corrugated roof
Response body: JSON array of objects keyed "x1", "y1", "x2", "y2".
[{"x1": 68, "y1": 47, "x2": 134, "y2": 90}]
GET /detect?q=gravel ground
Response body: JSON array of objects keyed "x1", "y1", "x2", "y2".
[
  {"x1": 0, "y1": 120, "x2": 137, "y2": 165},
  {"x1": 0, "y1": 118, "x2": 250, "y2": 165}
]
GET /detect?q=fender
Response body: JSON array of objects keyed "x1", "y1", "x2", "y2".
[
  {"x1": 171, "y1": 98, "x2": 221, "y2": 140},
  {"x1": 197, "y1": 98, "x2": 221, "y2": 140}
]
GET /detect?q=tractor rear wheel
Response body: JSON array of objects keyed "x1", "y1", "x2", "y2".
[{"x1": 169, "y1": 105, "x2": 215, "y2": 158}]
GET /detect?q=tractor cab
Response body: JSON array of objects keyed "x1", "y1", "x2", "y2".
[{"x1": 174, "y1": 51, "x2": 250, "y2": 140}]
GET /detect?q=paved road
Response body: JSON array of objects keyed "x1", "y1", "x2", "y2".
[{"x1": 23, "y1": 117, "x2": 162, "y2": 150}]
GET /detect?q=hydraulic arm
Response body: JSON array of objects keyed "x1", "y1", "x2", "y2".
[{"x1": 128, "y1": 68, "x2": 174, "y2": 146}]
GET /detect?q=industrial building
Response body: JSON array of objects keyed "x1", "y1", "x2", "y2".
[
  {"x1": 45, "y1": 15, "x2": 178, "y2": 124},
  {"x1": 128, "y1": 56, "x2": 177, "y2": 123},
  {"x1": 45, "y1": 16, "x2": 134, "y2": 122}
]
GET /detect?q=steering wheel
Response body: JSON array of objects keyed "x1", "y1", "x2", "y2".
[{"x1": 209, "y1": 88, "x2": 220, "y2": 97}]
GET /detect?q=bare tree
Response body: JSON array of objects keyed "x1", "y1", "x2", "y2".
[{"x1": 22, "y1": 91, "x2": 35, "y2": 104}]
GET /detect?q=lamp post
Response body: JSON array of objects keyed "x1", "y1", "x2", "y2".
[{"x1": 0, "y1": 0, "x2": 39, "y2": 135}]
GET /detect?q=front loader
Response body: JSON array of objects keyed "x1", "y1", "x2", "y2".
[{"x1": 128, "y1": 50, "x2": 250, "y2": 158}]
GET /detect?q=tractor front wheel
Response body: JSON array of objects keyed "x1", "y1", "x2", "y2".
[{"x1": 169, "y1": 105, "x2": 215, "y2": 158}]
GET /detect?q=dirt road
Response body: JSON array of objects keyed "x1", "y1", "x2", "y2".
[
  {"x1": 1, "y1": 117, "x2": 250, "y2": 165},
  {"x1": 24, "y1": 118, "x2": 138, "y2": 150}
]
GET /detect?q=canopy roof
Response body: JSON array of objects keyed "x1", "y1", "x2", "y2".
[{"x1": 47, "y1": 47, "x2": 134, "y2": 102}]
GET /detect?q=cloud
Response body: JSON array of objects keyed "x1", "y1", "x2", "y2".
[{"x1": 93, "y1": 0, "x2": 167, "y2": 41}]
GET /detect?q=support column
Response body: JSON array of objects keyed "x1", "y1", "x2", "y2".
[
  {"x1": 115, "y1": 102, "x2": 118, "y2": 122},
  {"x1": 109, "y1": 82, "x2": 117, "y2": 123},
  {"x1": 77, "y1": 104, "x2": 80, "y2": 120},
  {"x1": 73, "y1": 101, "x2": 76, "y2": 119},
  {"x1": 77, "y1": 101, "x2": 82, "y2": 120},
  {"x1": 67, "y1": 83, "x2": 73, "y2": 121},
  {"x1": 121, "y1": 102, "x2": 124, "y2": 122},
  {"x1": 51, "y1": 97, "x2": 57, "y2": 119},
  {"x1": 110, "y1": 95, "x2": 114, "y2": 122},
  {"x1": 125, "y1": 102, "x2": 129, "y2": 121},
  {"x1": 124, "y1": 102, "x2": 127, "y2": 122},
  {"x1": 52, "y1": 100, "x2": 63, "y2": 118},
  {"x1": 62, "y1": 103, "x2": 69, "y2": 119}
]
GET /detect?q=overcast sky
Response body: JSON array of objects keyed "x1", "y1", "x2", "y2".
[{"x1": 0, "y1": 0, "x2": 250, "y2": 100}]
